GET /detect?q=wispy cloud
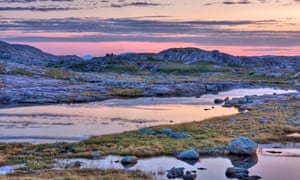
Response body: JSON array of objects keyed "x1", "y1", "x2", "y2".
[
  {"x1": 109, "y1": 2, "x2": 168, "y2": 8},
  {"x1": 0, "y1": 6, "x2": 79, "y2": 11},
  {"x1": 1, "y1": 17, "x2": 299, "y2": 47}
]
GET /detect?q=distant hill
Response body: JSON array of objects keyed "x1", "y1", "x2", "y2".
[
  {"x1": 0, "y1": 41, "x2": 299, "y2": 73},
  {"x1": 0, "y1": 41, "x2": 82, "y2": 66}
]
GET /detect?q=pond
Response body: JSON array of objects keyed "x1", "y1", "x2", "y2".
[
  {"x1": 0, "y1": 88, "x2": 296, "y2": 143},
  {"x1": 54, "y1": 143, "x2": 300, "y2": 180}
]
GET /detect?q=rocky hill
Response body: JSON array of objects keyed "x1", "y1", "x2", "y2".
[{"x1": 0, "y1": 41, "x2": 82, "y2": 66}]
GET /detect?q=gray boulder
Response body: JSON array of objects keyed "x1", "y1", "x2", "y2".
[
  {"x1": 176, "y1": 149, "x2": 199, "y2": 160},
  {"x1": 228, "y1": 137, "x2": 257, "y2": 155},
  {"x1": 169, "y1": 132, "x2": 192, "y2": 139}
]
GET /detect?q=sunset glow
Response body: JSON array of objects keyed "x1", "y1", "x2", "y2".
[{"x1": 1, "y1": 0, "x2": 300, "y2": 56}]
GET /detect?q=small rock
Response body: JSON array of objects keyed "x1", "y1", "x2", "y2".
[
  {"x1": 159, "y1": 128, "x2": 173, "y2": 135},
  {"x1": 167, "y1": 167, "x2": 184, "y2": 178},
  {"x1": 65, "y1": 161, "x2": 81, "y2": 168},
  {"x1": 287, "y1": 117, "x2": 297, "y2": 122},
  {"x1": 197, "y1": 167, "x2": 207, "y2": 170},
  {"x1": 293, "y1": 121, "x2": 300, "y2": 126},
  {"x1": 291, "y1": 72, "x2": 300, "y2": 79},
  {"x1": 228, "y1": 118, "x2": 236, "y2": 122},
  {"x1": 228, "y1": 137, "x2": 257, "y2": 156},
  {"x1": 294, "y1": 93, "x2": 300, "y2": 100},
  {"x1": 257, "y1": 117, "x2": 268, "y2": 124},
  {"x1": 225, "y1": 167, "x2": 249, "y2": 179},
  {"x1": 90, "y1": 151, "x2": 100, "y2": 158},
  {"x1": 238, "y1": 97, "x2": 247, "y2": 104},
  {"x1": 183, "y1": 171, "x2": 196, "y2": 180},
  {"x1": 169, "y1": 132, "x2": 192, "y2": 139},
  {"x1": 176, "y1": 149, "x2": 199, "y2": 160},
  {"x1": 121, "y1": 156, "x2": 138, "y2": 165},
  {"x1": 214, "y1": 98, "x2": 224, "y2": 104},
  {"x1": 138, "y1": 128, "x2": 156, "y2": 135},
  {"x1": 266, "y1": 72, "x2": 282, "y2": 78}
]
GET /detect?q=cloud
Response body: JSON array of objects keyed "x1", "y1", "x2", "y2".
[
  {"x1": 0, "y1": 6, "x2": 79, "y2": 11},
  {"x1": 109, "y1": 2, "x2": 168, "y2": 8},
  {"x1": 2, "y1": 17, "x2": 300, "y2": 47},
  {"x1": 0, "y1": 0, "x2": 74, "y2": 2},
  {"x1": 223, "y1": 0, "x2": 252, "y2": 4}
]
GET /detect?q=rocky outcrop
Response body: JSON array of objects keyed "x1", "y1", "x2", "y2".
[{"x1": 0, "y1": 41, "x2": 82, "y2": 66}]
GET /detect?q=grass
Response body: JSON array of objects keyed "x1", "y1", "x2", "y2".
[
  {"x1": 42, "y1": 68, "x2": 74, "y2": 80},
  {"x1": 108, "y1": 88, "x2": 144, "y2": 97},
  {"x1": 158, "y1": 61, "x2": 229, "y2": 75},
  {"x1": 4, "y1": 169, "x2": 151, "y2": 180}
]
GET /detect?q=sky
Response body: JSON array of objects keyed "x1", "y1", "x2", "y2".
[{"x1": 1, "y1": 0, "x2": 300, "y2": 56}]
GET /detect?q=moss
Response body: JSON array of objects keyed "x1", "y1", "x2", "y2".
[
  {"x1": 5, "y1": 169, "x2": 151, "y2": 180},
  {"x1": 42, "y1": 68, "x2": 73, "y2": 80},
  {"x1": 108, "y1": 88, "x2": 144, "y2": 97},
  {"x1": 7, "y1": 68, "x2": 34, "y2": 76}
]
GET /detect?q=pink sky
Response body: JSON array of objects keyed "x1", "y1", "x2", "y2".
[{"x1": 1, "y1": 0, "x2": 300, "y2": 56}]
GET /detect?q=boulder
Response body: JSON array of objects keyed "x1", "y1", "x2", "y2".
[
  {"x1": 225, "y1": 167, "x2": 249, "y2": 179},
  {"x1": 176, "y1": 149, "x2": 199, "y2": 160},
  {"x1": 228, "y1": 137, "x2": 257, "y2": 155},
  {"x1": 138, "y1": 128, "x2": 156, "y2": 135},
  {"x1": 121, "y1": 156, "x2": 138, "y2": 165},
  {"x1": 169, "y1": 132, "x2": 192, "y2": 139},
  {"x1": 166, "y1": 167, "x2": 184, "y2": 178},
  {"x1": 159, "y1": 128, "x2": 173, "y2": 135}
]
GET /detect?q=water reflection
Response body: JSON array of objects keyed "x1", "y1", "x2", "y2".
[
  {"x1": 54, "y1": 145, "x2": 300, "y2": 180},
  {"x1": 229, "y1": 155, "x2": 258, "y2": 169},
  {"x1": 0, "y1": 88, "x2": 295, "y2": 143}
]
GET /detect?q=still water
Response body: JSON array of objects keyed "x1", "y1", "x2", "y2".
[
  {"x1": 0, "y1": 88, "x2": 296, "y2": 143},
  {"x1": 54, "y1": 143, "x2": 300, "y2": 180}
]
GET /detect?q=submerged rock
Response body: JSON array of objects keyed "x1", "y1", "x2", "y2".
[
  {"x1": 229, "y1": 154, "x2": 258, "y2": 169},
  {"x1": 225, "y1": 167, "x2": 249, "y2": 179},
  {"x1": 176, "y1": 149, "x2": 199, "y2": 160},
  {"x1": 169, "y1": 132, "x2": 192, "y2": 139},
  {"x1": 228, "y1": 137, "x2": 257, "y2": 156}
]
